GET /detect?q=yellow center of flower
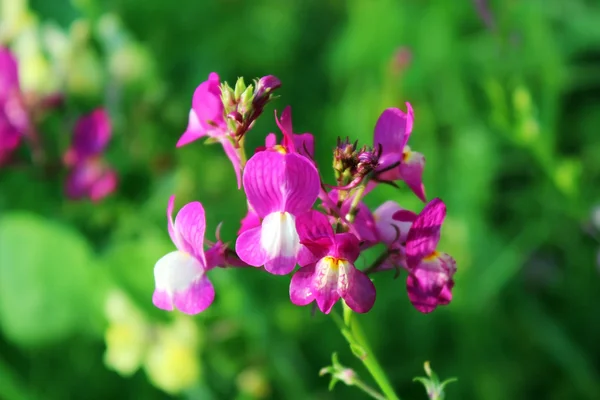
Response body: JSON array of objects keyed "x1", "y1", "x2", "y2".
[
  {"x1": 273, "y1": 145, "x2": 287, "y2": 154},
  {"x1": 423, "y1": 251, "x2": 439, "y2": 261}
]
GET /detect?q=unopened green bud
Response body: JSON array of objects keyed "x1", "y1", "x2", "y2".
[{"x1": 234, "y1": 77, "x2": 246, "y2": 102}]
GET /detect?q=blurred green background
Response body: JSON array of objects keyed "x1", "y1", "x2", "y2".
[{"x1": 1, "y1": 0, "x2": 600, "y2": 399}]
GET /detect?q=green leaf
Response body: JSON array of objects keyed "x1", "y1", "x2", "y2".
[{"x1": 0, "y1": 213, "x2": 104, "y2": 347}]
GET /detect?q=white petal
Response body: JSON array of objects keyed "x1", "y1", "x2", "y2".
[
  {"x1": 260, "y1": 211, "x2": 300, "y2": 258},
  {"x1": 154, "y1": 251, "x2": 204, "y2": 294}
]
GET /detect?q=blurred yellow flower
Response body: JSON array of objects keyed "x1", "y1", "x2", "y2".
[{"x1": 103, "y1": 289, "x2": 203, "y2": 394}]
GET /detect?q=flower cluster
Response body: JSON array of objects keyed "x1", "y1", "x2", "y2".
[
  {"x1": 0, "y1": 46, "x2": 117, "y2": 202},
  {"x1": 153, "y1": 73, "x2": 457, "y2": 316}
]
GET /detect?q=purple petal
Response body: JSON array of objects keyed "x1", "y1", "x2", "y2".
[
  {"x1": 373, "y1": 104, "x2": 414, "y2": 158},
  {"x1": 173, "y1": 276, "x2": 215, "y2": 314},
  {"x1": 238, "y1": 204, "x2": 261, "y2": 235},
  {"x1": 153, "y1": 251, "x2": 213, "y2": 314},
  {"x1": 220, "y1": 137, "x2": 242, "y2": 189},
  {"x1": 289, "y1": 264, "x2": 316, "y2": 306},
  {"x1": 0, "y1": 48, "x2": 20, "y2": 98},
  {"x1": 191, "y1": 72, "x2": 224, "y2": 129},
  {"x1": 339, "y1": 262, "x2": 376, "y2": 313},
  {"x1": 242, "y1": 151, "x2": 319, "y2": 217},
  {"x1": 296, "y1": 210, "x2": 333, "y2": 243},
  {"x1": 235, "y1": 226, "x2": 267, "y2": 267},
  {"x1": 345, "y1": 201, "x2": 379, "y2": 246},
  {"x1": 276, "y1": 107, "x2": 295, "y2": 152},
  {"x1": 89, "y1": 166, "x2": 117, "y2": 202},
  {"x1": 65, "y1": 158, "x2": 115, "y2": 201},
  {"x1": 174, "y1": 201, "x2": 207, "y2": 265},
  {"x1": 400, "y1": 150, "x2": 426, "y2": 202},
  {"x1": 68, "y1": 109, "x2": 111, "y2": 165},
  {"x1": 332, "y1": 233, "x2": 360, "y2": 263},
  {"x1": 374, "y1": 201, "x2": 415, "y2": 245},
  {"x1": 265, "y1": 133, "x2": 277, "y2": 148},
  {"x1": 375, "y1": 152, "x2": 403, "y2": 181},
  {"x1": 176, "y1": 109, "x2": 208, "y2": 147},
  {"x1": 406, "y1": 252, "x2": 456, "y2": 313},
  {"x1": 312, "y1": 257, "x2": 341, "y2": 314},
  {"x1": 293, "y1": 133, "x2": 315, "y2": 159},
  {"x1": 264, "y1": 255, "x2": 298, "y2": 275},
  {"x1": 405, "y1": 198, "x2": 446, "y2": 265}
]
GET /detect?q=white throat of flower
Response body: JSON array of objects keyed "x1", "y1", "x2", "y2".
[
  {"x1": 260, "y1": 211, "x2": 300, "y2": 258},
  {"x1": 154, "y1": 251, "x2": 204, "y2": 296}
]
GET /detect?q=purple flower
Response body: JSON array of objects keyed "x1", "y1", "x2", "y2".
[
  {"x1": 373, "y1": 103, "x2": 426, "y2": 202},
  {"x1": 374, "y1": 201, "x2": 416, "y2": 246},
  {"x1": 235, "y1": 150, "x2": 320, "y2": 275},
  {"x1": 0, "y1": 48, "x2": 29, "y2": 165},
  {"x1": 238, "y1": 202, "x2": 261, "y2": 235},
  {"x1": 65, "y1": 158, "x2": 118, "y2": 202},
  {"x1": 257, "y1": 107, "x2": 315, "y2": 160},
  {"x1": 290, "y1": 210, "x2": 376, "y2": 314},
  {"x1": 326, "y1": 190, "x2": 379, "y2": 247},
  {"x1": 176, "y1": 72, "x2": 242, "y2": 188},
  {"x1": 64, "y1": 108, "x2": 111, "y2": 166},
  {"x1": 396, "y1": 198, "x2": 456, "y2": 313},
  {"x1": 153, "y1": 196, "x2": 216, "y2": 315}
]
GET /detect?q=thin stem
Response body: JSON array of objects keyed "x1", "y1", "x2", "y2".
[
  {"x1": 363, "y1": 249, "x2": 397, "y2": 276},
  {"x1": 353, "y1": 379, "x2": 388, "y2": 400},
  {"x1": 332, "y1": 309, "x2": 401, "y2": 400}
]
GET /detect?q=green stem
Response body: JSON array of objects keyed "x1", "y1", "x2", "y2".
[
  {"x1": 332, "y1": 308, "x2": 401, "y2": 400},
  {"x1": 353, "y1": 379, "x2": 388, "y2": 400}
]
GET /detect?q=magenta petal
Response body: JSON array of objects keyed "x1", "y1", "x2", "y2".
[
  {"x1": 242, "y1": 151, "x2": 319, "y2": 217},
  {"x1": 174, "y1": 201, "x2": 207, "y2": 264},
  {"x1": 374, "y1": 201, "x2": 414, "y2": 245},
  {"x1": 405, "y1": 198, "x2": 446, "y2": 264},
  {"x1": 340, "y1": 265, "x2": 376, "y2": 313},
  {"x1": 89, "y1": 167, "x2": 117, "y2": 202},
  {"x1": 373, "y1": 105, "x2": 413, "y2": 156},
  {"x1": 289, "y1": 264, "x2": 316, "y2": 306},
  {"x1": 220, "y1": 137, "x2": 242, "y2": 189},
  {"x1": 332, "y1": 233, "x2": 360, "y2": 262},
  {"x1": 376, "y1": 152, "x2": 403, "y2": 181},
  {"x1": 264, "y1": 255, "x2": 297, "y2": 275},
  {"x1": 173, "y1": 276, "x2": 215, "y2": 315},
  {"x1": 400, "y1": 150, "x2": 426, "y2": 202},
  {"x1": 235, "y1": 226, "x2": 267, "y2": 267},
  {"x1": 177, "y1": 109, "x2": 208, "y2": 147},
  {"x1": 71, "y1": 108, "x2": 112, "y2": 162},
  {"x1": 238, "y1": 205, "x2": 261, "y2": 235},
  {"x1": 276, "y1": 106, "x2": 295, "y2": 152},
  {"x1": 293, "y1": 133, "x2": 315, "y2": 159},
  {"x1": 296, "y1": 210, "x2": 333, "y2": 243},
  {"x1": 265, "y1": 133, "x2": 277, "y2": 148},
  {"x1": 191, "y1": 72, "x2": 224, "y2": 128},
  {"x1": 152, "y1": 289, "x2": 174, "y2": 311},
  {"x1": 0, "y1": 48, "x2": 20, "y2": 96},
  {"x1": 348, "y1": 202, "x2": 379, "y2": 245}
]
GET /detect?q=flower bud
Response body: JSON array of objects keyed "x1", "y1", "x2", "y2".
[
  {"x1": 233, "y1": 76, "x2": 247, "y2": 102},
  {"x1": 254, "y1": 75, "x2": 281, "y2": 101}
]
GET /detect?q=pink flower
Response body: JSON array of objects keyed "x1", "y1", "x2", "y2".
[
  {"x1": 373, "y1": 103, "x2": 426, "y2": 202},
  {"x1": 238, "y1": 202, "x2": 261, "y2": 235},
  {"x1": 0, "y1": 48, "x2": 29, "y2": 165},
  {"x1": 65, "y1": 157, "x2": 118, "y2": 202},
  {"x1": 235, "y1": 150, "x2": 320, "y2": 275},
  {"x1": 177, "y1": 72, "x2": 242, "y2": 188},
  {"x1": 64, "y1": 108, "x2": 111, "y2": 166},
  {"x1": 153, "y1": 196, "x2": 216, "y2": 315},
  {"x1": 397, "y1": 198, "x2": 456, "y2": 313},
  {"x1": 325, "y1": 190, "x2": 378, "y2": 247},
  {"x1": 289, "y1": 210, "x2": 376, "y2": 314}
]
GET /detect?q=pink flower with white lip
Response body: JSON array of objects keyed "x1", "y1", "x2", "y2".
[
  {"x1": 289, "y1": 210, "x2": 376, "y2": 314},
  {"x1": 397, "y1": 198, "x2": 456, "y2": 313},
  {"x1": 235, "y1": 150, "x2": 320, "y2": 275},
  {"x1": 373, "y1": 103, "x2": 427, "y2": 202},
  {"x1": 373, "y1": 201, "x2": 417, "y2": 246},
  {"x1": 153, "y1": 196, "x2": 215, "y2": 315},
  {"x1": 64, "y1": 108, "x2": 111, "y2": 166},
  {"x1": 176, "y1": 72, "x2": 242, "y2": 188}
]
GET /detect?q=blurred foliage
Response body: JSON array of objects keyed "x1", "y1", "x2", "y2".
[{"x1": 1, "y1": 0, "x2": 600, "y2": 399}]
